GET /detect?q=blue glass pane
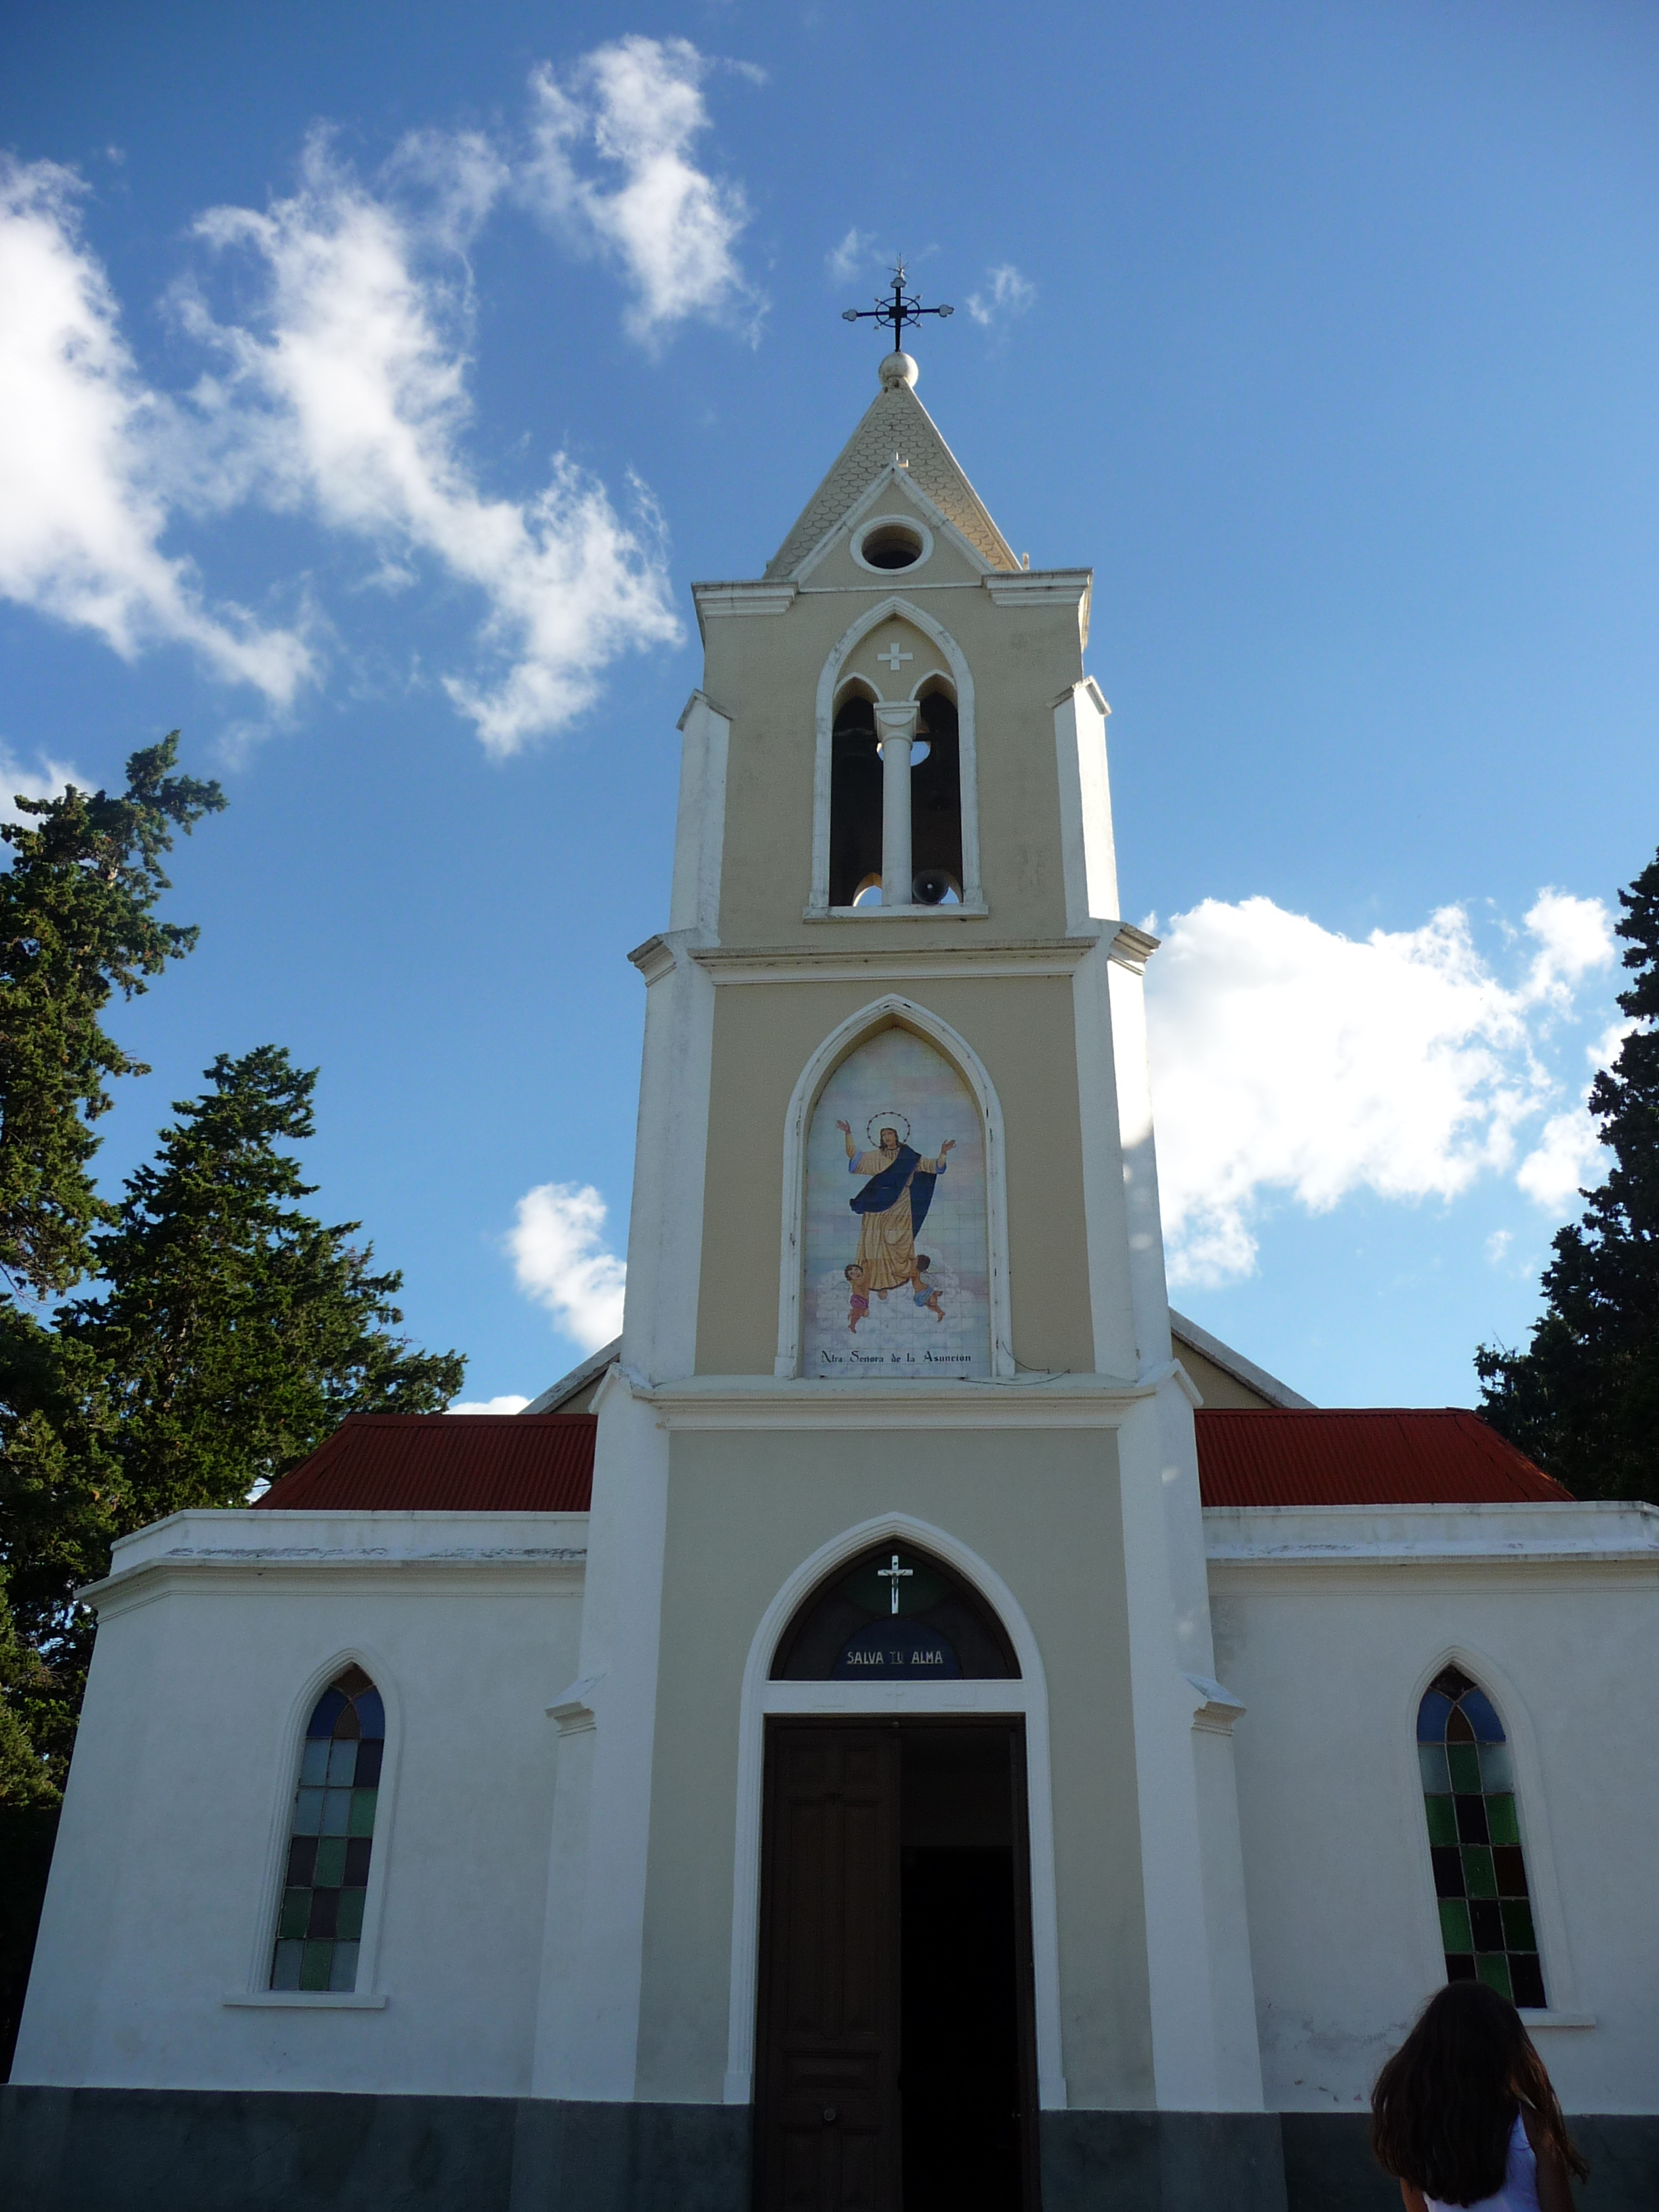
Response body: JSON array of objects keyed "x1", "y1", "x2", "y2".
[
  {"x1": 293, "y1": 1788, "x2": 325, "y2": 1836},
  {"x1": 326, "y1": 1740, "x2": 358, "y2": 1787},
  {"x1": 306, "y1": 1688, "x2": 347, "y2": 1739},
  {"x1": 329, "y1": 1940, "x2": 361, "y2": 1993},
  {"x1": 1417, "y1": 1691, "x2": 1453, "y2": 1742},
  {"x1": 1461, "y1": 1689, "x2": 1505, "y2": 1743},
  {"x1": 321, "y1": 1788, "x2": 352, "y2": 1836},
  {"x1": 1417, "y1": 1744, "x2": 1450, "y2": 1793},
  {"x1": 271, "y1": 1940, "x2": 304, "y2": 1990},
  {"x1": 354, "y1": 1689, "x2": 385, "y2": 1740},
  {"x1": 300, "y1": 1740, "x2": 330, "y2": 1787}
]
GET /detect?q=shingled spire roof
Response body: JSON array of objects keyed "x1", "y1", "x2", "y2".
[{"x1": 764, "y1": 361, "x2": 1019, "y2": 579}]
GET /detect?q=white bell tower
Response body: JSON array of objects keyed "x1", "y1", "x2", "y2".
[{"x1": 532, "y1": 298, "x2": 1275, "y2": 2203}]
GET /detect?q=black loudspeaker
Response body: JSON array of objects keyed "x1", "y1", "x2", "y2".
[{"x1": 912, "y1": 870, "x2": 954, "y2": 905}]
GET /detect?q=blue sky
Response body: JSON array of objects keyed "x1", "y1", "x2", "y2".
[{"x1": 3, "y1": 0, "x2": 1657, "y2": 1410}]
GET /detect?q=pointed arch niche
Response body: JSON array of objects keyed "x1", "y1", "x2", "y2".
[
  {"x1": 775, "y1": 997, "x2": 1013, "y2": 1379},
  {"x1": 808, "y1": 596, "x2": 985, "y2": 919}
]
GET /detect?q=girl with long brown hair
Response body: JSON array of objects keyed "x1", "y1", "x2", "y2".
[{"x1": 1371, "y1": 1981, "x2": 1586, "y2": 2210}]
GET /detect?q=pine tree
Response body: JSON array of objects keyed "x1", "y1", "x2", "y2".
[
  {"x1": 1, "y1": 1048, "x2": 466, "y2": 1790},
  {"x1": 0, "y1": 736, "x2": 224, "y2": 1303},
  {"x1": 69, "y1": 1044, "x2": 464, "y2": 1511},
  {"x1": 0, "y1": 734, "x2": 224, "y2": 1800},
  {"x1": 1477, "y1": 847, "x2": 1659, "y2": 1502}
]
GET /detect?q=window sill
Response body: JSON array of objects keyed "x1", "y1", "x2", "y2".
[
  {"x1": 804, "y1": 902, "x2": 989, "y2": 922},
  {"x1": 223, "y1": 1991, "x2": 388, "y2": 2010},
  {"x1": 1518, "y1": 2009, "x2": 1595, "y2": 2029}
]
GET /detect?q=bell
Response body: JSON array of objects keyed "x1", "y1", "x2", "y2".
[{"x1": 912, "y1": 869, "x2": 953, "y2": 906}]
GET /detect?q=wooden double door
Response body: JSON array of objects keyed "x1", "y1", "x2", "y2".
[{"x1": 754, "y1": 1721, "x2": 1040, "y2": 2212}]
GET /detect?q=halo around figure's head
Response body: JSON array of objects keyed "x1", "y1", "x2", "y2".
[{"x1": 866, "y1": 1110, "x2": 912, "y2": 1147}]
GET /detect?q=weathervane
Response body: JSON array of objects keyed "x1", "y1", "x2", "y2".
[{"x1": 842, "y1": 260, "x2": 954, "y2": 350}]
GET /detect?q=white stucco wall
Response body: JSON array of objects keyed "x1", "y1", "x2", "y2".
[
  {"x1": 1208, "y1": 1502, "x2": 1659, "y2": 2116},
  {"x1": 13, "y1": 1510, "x2": 587, "y2": 2098}
]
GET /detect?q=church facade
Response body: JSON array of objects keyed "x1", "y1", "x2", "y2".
[{"x1": 5, "y1": 350, "x2": 1658, "y2": 2212}]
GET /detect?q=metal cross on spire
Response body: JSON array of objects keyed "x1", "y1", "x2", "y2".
[{"x1": 842, "y1": 261, "x2": 954, "y2": 350}]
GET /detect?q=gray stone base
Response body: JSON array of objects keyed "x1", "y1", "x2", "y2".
[
  {"x1": 1039, "y1": 2109, "x2": 1289, "y2": 2211},
  {"x1": 3, "y1": 2087, "x2": 1656, "y2": 2212},
  {"x1": 1280, "y1": 2111, "x2": 1659, "y2": 2212}
]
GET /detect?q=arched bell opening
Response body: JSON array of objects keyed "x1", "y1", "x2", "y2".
[
  {"x1": 910, "y1": 680, "x2": 963, "y2": 905},
  {"x1": 829, "y1": 684, "x2": 882, "y2": 908},
  {"x1": 770, "y1": 1540, "x2": 1020, "y2": 1681}
]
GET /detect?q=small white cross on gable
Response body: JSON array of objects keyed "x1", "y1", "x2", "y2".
[{"x1": 876, "y1": 642, "x2": 913, "y2": 674}]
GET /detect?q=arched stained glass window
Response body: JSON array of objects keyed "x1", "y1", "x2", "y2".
[
  {"x1": 270, "y1": 1664, "x2": 384, "y2": 1992},
  {"x1": 1417, "y1": 1664, "x2": 1545, "y2": 2009}
]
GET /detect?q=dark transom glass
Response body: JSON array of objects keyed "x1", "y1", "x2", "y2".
[
  {"x1": 1416, "y1": 1664, "x2": 1545, "y2": 2009},
  {"x1": 270, "y1": 1664, "x2": 384, "y2": 1993},
  {"x1": 771, "y1": 1546, "x2": 1018, "y2": 1681}
]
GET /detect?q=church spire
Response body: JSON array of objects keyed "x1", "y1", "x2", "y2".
[{"x1": 763, "y1": 344, "x2": 1019, "y2": 580}]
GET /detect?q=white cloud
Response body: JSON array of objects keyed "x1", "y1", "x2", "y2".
[
  {"x1": 526, "y1": 37, "x2": 755, "y2": 340},
  {"x1": 1513, "y1": 1017, "x2": 1629, "y2": 1207},
  {"x1": 506, "y1": 1181, "x2": 627, "y2": 1351},
  {"x1": 827, "y1": 228, "x2": 878, "y2": 284},
  {"x1": 1485, "y1": 1229, "x2": 1513, "y2": 1266},
  {"x1": 184, "y1": 136, "x2": 682, "y2": 754},
  {"x1": 965, "y1": 263, "x2": 1036, "y2": 327},
  {"x1": 0, "y1": 158, "x2": 312, "y2": 704},
  {"x1": 0, "y1": 745, "x2": 80, "y2": 827},
  {"x1": 1519, "y1": 887, "x2": 1616, "y2": 1004},
  {"x1": 447, "y1": 1393, "x2": 532, "y2": 1414},
  {"x1": 1146, "y1": 892, "x2": 1616, "y2": 1288}
]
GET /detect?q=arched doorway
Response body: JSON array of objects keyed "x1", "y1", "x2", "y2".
[{"x1": 753, "y1": 1543, "x2": 1040, "y2": 2212}]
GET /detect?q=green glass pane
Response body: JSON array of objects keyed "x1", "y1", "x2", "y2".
[
  {"x1": 299, "y1": 1941, "x2": 333, "y2": 1992},
  {"x1": 1447, "y1": 1744, "x2": 1481, "y2": 1794},
  {"x1": 1486, "y1": 1795, "x2": 1520, "y2": 1847},
  {"x1": 1501, "y1": 1900, "x2": 1537, "y2": 1952},
  {"x1": 1438, "y1": 1898, "x2": 1473, "y2": 1953},
  {"x1": 348, "y1": 1787, "x2": 378, "y2": 1839},
  {"x1": 312, "y1": 1837, "x2": 348, "y2": 1889},
  {"x1": 277, "y1": 1887, "x2": 310, "y2": 1942},
  {"x1": 1477, "y1": 1742, "x2": 1513, "y2": 1793},
  {"x1": 1417, "y1": 1744, "x2": 1450, "y2": 1794},
  {"x1": 1476, "y1": 1954, "x2": 1513, "y2": 2000},
  {"x1": 1462, "y1": 1846, "x2": 1497, "y2": 1899},
  {"x1": 1423, "y1": 1795, "x2": 1458, "y2": 1847},
  {"x1": 337, "y1": 1887, "x2": 366, "y2": 1941}
]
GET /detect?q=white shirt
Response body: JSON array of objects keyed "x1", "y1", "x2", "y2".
[{"x1": 1427, "y1": 2112, "x2": 1540, "y2": 2212}]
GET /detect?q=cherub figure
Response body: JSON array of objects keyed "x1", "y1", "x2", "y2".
[
  {"x1": 845, "y1": 1262, "x2": 871, "y2": 1332},
  {"x1": 909, "y1": 1254, "x2": 945, "y2": 1322}
]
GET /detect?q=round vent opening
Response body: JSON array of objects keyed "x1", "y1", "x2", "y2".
[{"x1": 856, "y1": 522, "x2": 926, "y2": 571}]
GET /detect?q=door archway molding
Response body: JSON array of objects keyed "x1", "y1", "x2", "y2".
[{"x1": 723, "y1": 1511, "x2": 1067, "y2": 2111}]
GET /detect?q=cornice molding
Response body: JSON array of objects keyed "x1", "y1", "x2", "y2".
[
  {"x1": 691, "y1": 581, "x2": 798, "y2": 634},
  {"x1": 689, "y1": 936, "x2": 1100, "y2": 985},
  {"x1": 1108, "y1": 922, "x2": 1162, "y2": 976},
  {"x1": 630, "y1": 1371, "x2": 1146, "y2": 1431}
]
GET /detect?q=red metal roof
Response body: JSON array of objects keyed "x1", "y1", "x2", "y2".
[
  {"x1": 1193, "y1": 1408, "x2": 1570, "y2": 1509},
  {"x1": 253, "y1": 1415, "x2": 597, "y2": 1514},
  {"x1": 253, "y1": 1406, "x2": 1566, "y2": 1516}
]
